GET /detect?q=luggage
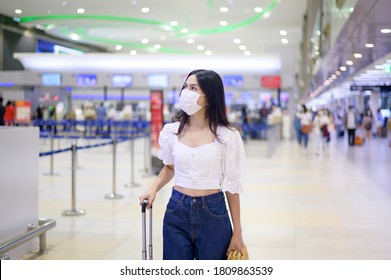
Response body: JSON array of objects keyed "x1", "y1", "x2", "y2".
[
  {"x1": 141, "y1": 199, "x2": 153, "y2": 260},
  {"x1": 354, "y1": 136, "x2": 363, "y2": 145}
]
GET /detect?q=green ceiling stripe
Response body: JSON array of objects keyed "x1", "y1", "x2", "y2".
[
  {"x1": 20, "y1": 14, "x2": 177, "y2": 31},
  {"x1": 19, "y1": 1, "x2": 278, "y2": 54}
]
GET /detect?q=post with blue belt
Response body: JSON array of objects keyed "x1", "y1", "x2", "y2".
[
  {"x1": 43, "y1": 134, "x2": 60, "y2": 176},
  {"x1": 62, "y1": 144, "x2": 86, "y2": 216},
  {"x1": 125, "y1": 130, "x2": 141, "y2": 187},
  {"x1": 105, "y1": 138, "x2": 124, "y2": 199},
  {"x1": 142, "y1": 124, "x2": 153, "y2": 178}
]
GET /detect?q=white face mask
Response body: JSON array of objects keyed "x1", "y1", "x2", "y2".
[{"x1": 179, "y1": 89, "x2": 205, "y2": 115}]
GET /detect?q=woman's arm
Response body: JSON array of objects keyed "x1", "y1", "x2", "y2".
[
  {"x1": 225, "y1": 192, "x2": 244, "y2": 254},
  {"x1": 139, "y1": 165, "x2": 174, "y2": 208}
]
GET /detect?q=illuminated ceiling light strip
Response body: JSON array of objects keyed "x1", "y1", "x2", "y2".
[{"x1": 53, "y1": 45, "x2": 84, "y2": 55}]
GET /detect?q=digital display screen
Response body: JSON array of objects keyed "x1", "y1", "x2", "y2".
[
  {"x1": 76, "y1": 74, "x2": 97, "y2": 87},
  {"x1": 112, "y1": 74, "x2": 133, "y2": 87},
  {"x1": 147, "y1": 74, "x2": 168, "y2": 88},
  {"x1": 42, "y1": 73, "x2": 61, "y2": 86},
  {"x1": 223, "y1": 75, "x2": 243, "y2": 87}
]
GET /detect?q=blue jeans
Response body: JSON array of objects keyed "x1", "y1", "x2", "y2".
[{"x1": 163, "y1": 188, "x2": 232, "y2": 260}]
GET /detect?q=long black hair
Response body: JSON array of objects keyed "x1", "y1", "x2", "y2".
[{"x1": 173, "y1": 69, "x2": 232, "y2": 139}]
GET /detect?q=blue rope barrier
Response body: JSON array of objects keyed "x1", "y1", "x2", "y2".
[{"x1": 39, "y1": 147, "x2": 72, "y2": 157}]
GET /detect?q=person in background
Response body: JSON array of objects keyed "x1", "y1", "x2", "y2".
[
  {"x1": 293, "y1": 105, "x2": 302, "y2": 145},
  {"x1": 376, "y1": 108, "x2": 384, "y2": 137},
  {"x1": 139, "y1": 69, "x2": 246, "y2": 260},
  {"x1": 298, "y1": 104, "x2": 312, "y2": 153},
  {"x1": 96, "y1": 102, "x2": 107, "y2": 135},
  {"x1": 0, "y1": 97, "x2": 5, "y2": 126},
  {"x1": 334, "y1": 106, "x2": 344, "y2": 138},
  {"x1": 362, "y1": 108, "x2": 374, "y2": 143},
  {"x1": 240, "y1": 106, "x2": 250, "y2": 142},
  {"x1": 313, "y1": 109, "x2": 331, "y2": 155},
  {"x1": 4, "y1": 100, "x2": 15, "y2": 126},
  {"x1": 344, "y1": 105, "x2": 357, "y2": 146},
  {"x1": 258, "y1": 103, "x2": 270, "y2": 140}
]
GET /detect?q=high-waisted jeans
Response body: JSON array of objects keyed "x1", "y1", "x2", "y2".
[{"x1": 163, "y1": 188, "x2": 232, "y2": 260}]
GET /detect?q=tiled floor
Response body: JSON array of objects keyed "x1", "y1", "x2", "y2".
[{"x1": 22, "y1": 131, "x2": 391, "y2": 260}]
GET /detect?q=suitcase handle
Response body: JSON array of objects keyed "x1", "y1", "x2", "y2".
[{"x1": 141, "y1": 199, "x2": 153, "y2": 260}]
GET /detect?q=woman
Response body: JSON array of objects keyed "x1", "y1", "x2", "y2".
[
  {"x1": 298, "y1": 104, "x2": 313, "y2": 152},
  {"x1": 362, "y1": 109, "x2": 374, "y2": 143},
  {"x1": 4, "y1": 101, "x2": 15, "y2": 126},
  {"x1": 139, "y1": 69, "x2": 246, "y2": 260}
]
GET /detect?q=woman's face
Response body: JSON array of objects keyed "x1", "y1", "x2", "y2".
[{"x1": 183, "y1": 74, "x2": 207, "y2": 107}]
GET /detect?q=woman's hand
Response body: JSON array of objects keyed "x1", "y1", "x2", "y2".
[
  {"x1": 139, "y1": 190, "x2": 156, "y2": 209},
  {"x1": 226, "y1": 231, "x2": 245, "y2": 256}
]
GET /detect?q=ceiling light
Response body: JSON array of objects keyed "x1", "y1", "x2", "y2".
[
  {"x1": 197, "y1": 45, "x2": 205, "y2": 50},
  {"x1": 381, "y1": 28, "x2": 391, "y2": 33},
  {"x1": 280, "y1": 30, "x2": 287, "y2": 36},
  {"x1": 129, "y1": 50, "x2": 137, "y2": 55},
  {"x1": 233, "y1": 39, "x2": 241, "y2": 44},
  {"x1": 15, "y1": 9, "x2": 22, "y2": 14},
  {"x1": 263, "y1": 12, "x2": 271, "y2": 18},
  {"x1": 186, "y1": 38, "x2": 195, "y2": 44},
  {"x1": 331, "y1": 74, "x2": 337, "y2": 79},
  {"x1": 317, "y1": 30, "x2": 321, "y2": 36},
  {"x1": 77, "y1": 8, "x2": 85, "y2": 14},
  {"x1": 281, "y1": 38, "x2": 288, "y2": 44},
  {"x1": 160, "y1": 35, "x2": 166, "y2": 40},
  {"x1": 254, "y1": 7, "x2": 263, "y2": 13},
  {"x1": 115, "y1": 45, "x2": 122, "y2": 51},
  {"x1": 181, "y1": 28, "x2": 189, "y2": 34},
  {"x1": 205, "y1": 50, "x2": 213, "y2": 56},
  {"x1": 154, "y1": 44, "x2": 161, "y2": 50},
  {"x1": 354, "y1": 53, "x2": 362, "y2": 58},
  {"x1": 219, "y1": 21, "x2": 228, "y2": 26},
  {"x1": 374, "y1": 64, "x2": 384, "y2": 70},
  {"x1": 220, "y1": 7, "x2": 229, "y2": 13},
  {"x1": 70, "y1": 34, "x2": 79, "y2": 41},
  {"x1": 365, "y1": 43, "x2": 374, "y2": 48},
  {"x1": 244, "y1": 51, "x2": 251, "y2": 56},
  {"x1": 141, "y1": 7, "x2": 150, "y2": 13},
  {"x1": 239, "y1": 45, "x2": 247, "y2": 51},
  {"x1": 346, "y1": 60, "x2": 353, "y2": 65},
  {"x1": 340, "y1": 66, "x2": 347, "y2": 71},
  {"x1": 335, "y1": 70, "x2": 341, "y2": 75},
  {"x1": 170, "y1": 21, "x2": 178, "y2": 26},
  {"x1": 141, "y1": 38, "x2": 149, "y2": 44}
]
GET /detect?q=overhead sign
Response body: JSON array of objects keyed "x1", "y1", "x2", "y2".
[{"x1": 261, "y1": 76, "x2": 281, "y2": 88}]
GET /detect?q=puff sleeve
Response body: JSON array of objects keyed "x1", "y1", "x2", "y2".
[
  {"x1": 221, "y1": 128, "x2": 246, "y2": 194},
  {"x1": 156, "y1": 122, "x2": 178, "y2": 165}
]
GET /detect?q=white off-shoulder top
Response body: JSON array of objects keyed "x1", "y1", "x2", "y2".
[{"x1": 157, "y1": 122, "x2": 246, "y2": 194}]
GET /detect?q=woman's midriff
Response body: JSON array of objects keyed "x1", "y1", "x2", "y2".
[{"x1": 174, "y1": 185, "x2": 221, "y2": 197}]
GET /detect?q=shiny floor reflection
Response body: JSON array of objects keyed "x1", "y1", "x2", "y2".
[{"x1": 23, "y1": 133, "x2": 391, "y2": 260}]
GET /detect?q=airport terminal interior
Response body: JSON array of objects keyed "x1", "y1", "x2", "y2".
[{"x1": 1, "y1": 0, "x2": 391, "y2": 260}]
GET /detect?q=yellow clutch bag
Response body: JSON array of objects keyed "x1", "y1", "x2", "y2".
[{"x1": 227, "y1": 245, "x2": 249, "y2": 260}]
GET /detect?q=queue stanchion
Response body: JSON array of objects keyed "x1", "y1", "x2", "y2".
[
  {"x1": 125, "y1": 131, "x2": 141, "y2": 188},
  {"x1": 62, "y1": 144, "x2": 86, "y2": 216},
  {"x1": 105, "y1": 138, "x2": 124, "y2": 199},
  {"x1": 43, "y1": 134, "x2": 60, "y2": 176},
  {"x1": 141, "y1": 128, "x2": 153, "y2": 178}
]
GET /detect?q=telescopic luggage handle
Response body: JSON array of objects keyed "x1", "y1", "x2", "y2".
[{"x1": 141, "y1": 199, "x2": 153, "y2": 260}]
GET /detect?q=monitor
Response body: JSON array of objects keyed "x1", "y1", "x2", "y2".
[
  {"x1": 223, "y1": 75, "x2": 243, "y2": 87},
  {"x1": 112, "y1": 74, "x2": 133, "y2": 87},
  {"x1": 147, "y1": 74, "x2": 168, "y2": 88},
  {"x1": 76, "y1": 74, "x2": 97, "y2": 87},
  {"x1": 42, "y1": 73, "x2": 61, "y2": 86}
]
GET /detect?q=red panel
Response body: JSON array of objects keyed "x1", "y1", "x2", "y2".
[{"x1": 261, "y1": 76, "x2": 281, "y2": 88}]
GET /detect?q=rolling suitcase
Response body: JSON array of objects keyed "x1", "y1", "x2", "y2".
[{"x1": 141, "y1": 199, "x2": 153, "y2": 260}]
